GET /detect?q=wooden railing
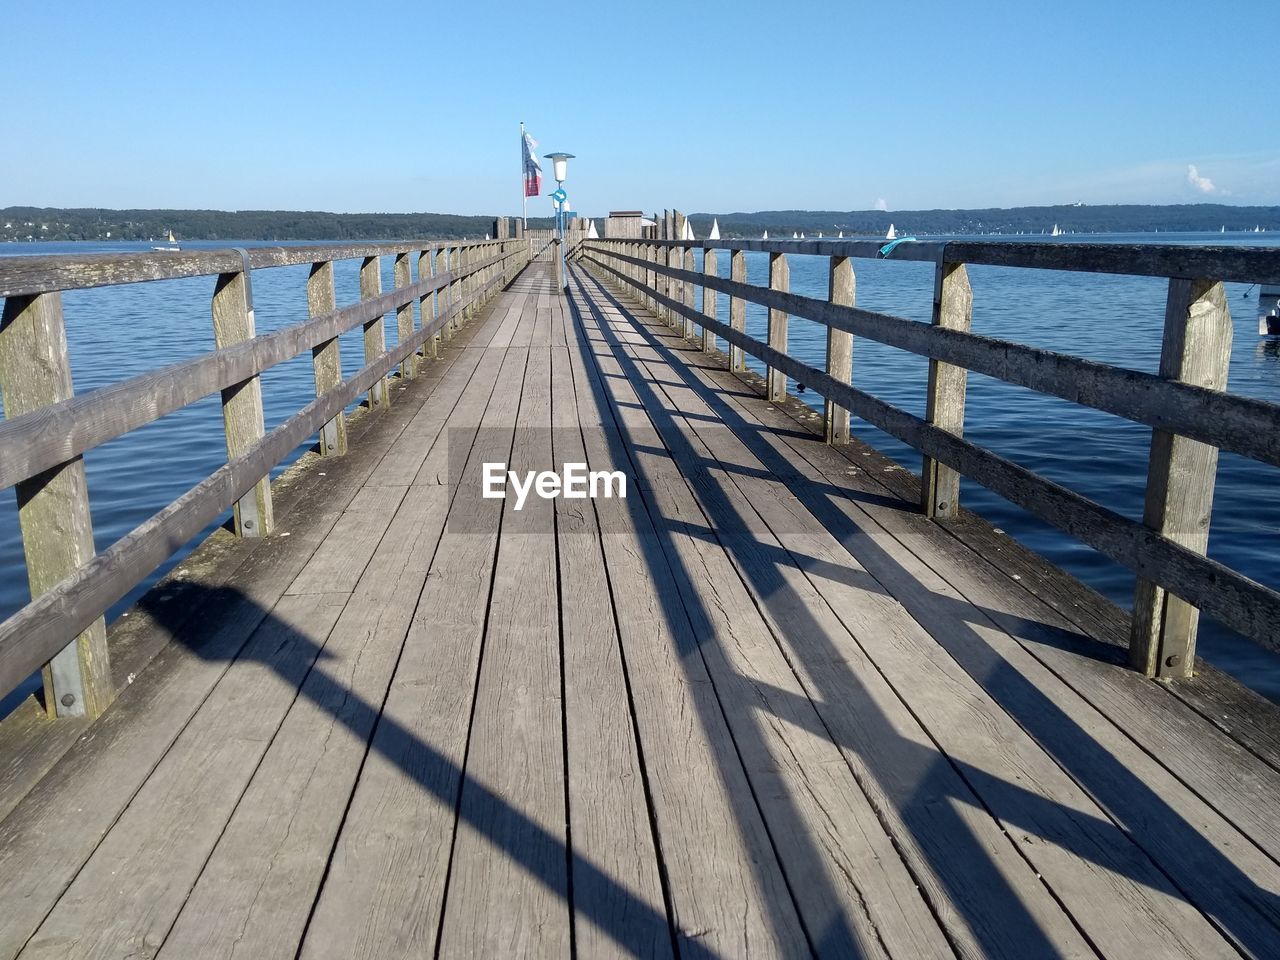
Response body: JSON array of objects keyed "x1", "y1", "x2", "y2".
[
  {"x1": 581, "y1": 228, "x2": 1280, "y2": 679},
  {"x1": 0, "y1": 237, "x2": 530, "y2": 717}
]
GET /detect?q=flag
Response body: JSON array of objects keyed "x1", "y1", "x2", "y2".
[{"x1": 522, "y1": 130, "x2": 542, "y2": 198}]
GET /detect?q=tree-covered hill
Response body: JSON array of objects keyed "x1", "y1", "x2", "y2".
[
  {"x1": 0, "y1": 207, "x2": 556, "y2": 242},
  {"x1": 4, "y1": 203, "x2": 1278, "y2": 243}
]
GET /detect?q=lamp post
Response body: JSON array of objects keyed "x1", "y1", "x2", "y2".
[{"x1": 545, "y1": 152, "x2": 574, "y2": 292}]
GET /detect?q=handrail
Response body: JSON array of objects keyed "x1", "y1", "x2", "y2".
[
  {"x1": 583, "y1": 231, "x2": 1280, "y2": 678},
  {"x1": 0, "y1": 248, "x2": 514, "y2": 491},
  {"x1": 0, "y1": 237, "x2": 530, "y2": 713},
  {"x1": 0, "y1": 237, "x2": 509, "y2": 297},
  {"x1": 594, "y1": 245, "x2": 1280, "y2": 468},
  {"x1": 633, "y1": 236, "x2": 1280, "y2": 284}
]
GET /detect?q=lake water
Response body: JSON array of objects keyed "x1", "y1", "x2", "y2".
[{"x1": 1, "y1": 234, "x2": 1278, "y2": 716}]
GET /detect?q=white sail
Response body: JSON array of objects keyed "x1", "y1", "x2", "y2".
[
  {"x1": 762, "y1": 229, "x2": 769, "y2": 239},
  {"x1": 709, "y1": 218, "x2": 721, "y2": 240},
  {"x1": 886, "y1": 223, "x2": 897, "y2": 240},
  {"x1": 1051, "y1": 223, "x2": 1061, "y2": 237},
  {"x1": 682, "y1": 218, "x2": 695, "y2": 241},
  {"x1": 838, "y1": 231, "x2": 843, "y2": 238},
  {"x1": 586, "y1": 219, "x2": 599, "y2": 239},
  {"x1": 817, "y1": 232, "x2": 823, "y2": 238},
  {"x1": 792, "y1": 231, "x2": 798, "y2": 239}
]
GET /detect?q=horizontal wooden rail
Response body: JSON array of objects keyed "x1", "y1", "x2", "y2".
[
  {"x1": 0, "y1": 262, "x2": 513, "y2": 698},
  {"x1": 0, "y1": 238, "x2": 510, "y2": 298},
  {"x1": 0, "y1": 247, "x2": 519, "y2": 491},
  {"x1": 581, "y1": 248, "x2": 1280, "y2": 652},
  {"x1": 627, "y1": 237, "x2": 1280, "y2": 284},
  {"x1": 592, "y1": 244, "x2": 1280, "y2": 468}
]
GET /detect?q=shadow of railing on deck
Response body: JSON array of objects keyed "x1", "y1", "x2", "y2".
[
  {"x1": 140, "y1": 582, "x2": 705, "y2": 960},
  {"x1": 570, "y1": 265, "x2": 1280, "y2": 958}
]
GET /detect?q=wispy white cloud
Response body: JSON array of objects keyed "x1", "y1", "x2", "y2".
[
  {"x1": 1186, "y1": 164, "x2": 1218, "y2": 194},
  {"x1": 874, "y1": 198, "x2": 889, "y2": 211}
]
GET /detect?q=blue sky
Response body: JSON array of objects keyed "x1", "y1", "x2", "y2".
[{"x1": 3, "y1": 0, "x2": 1277, "y2": 217}]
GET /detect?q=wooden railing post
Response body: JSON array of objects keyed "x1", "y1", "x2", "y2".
[
  {"x1": 306, "y1": 260, "x2": 348, "y2": 456},
  {"x1": 683, "y1": 245, "x2": 697, "y2": 338},
  {"x1": 419, "y1": 249, "x2": 437, "y2": 359},
  {"x1": 552, "y1": 238, "x2": 564, "y2": 289},
  {"x1": 441, "y1": 246, "x2": 456, "y2": 340},
  {"x1": 671, "y1": 212, "x2": 687, "y2": 330},
  {"x1": 766, "y1": 251, "x2": 790, "y2": 401},
  {"x1": 394, "y1": 252, "x2": 417, "y2": 380},
  {"x1": 646, "y1": 243, "x2": 657, "y2": 313},
  {"x1": 825, "y1": 256, "x2": 855, "y2": 443},
  {"x1": 0, "y1": 291, "x2": 112, "y2": 718},
  {"x1": 359, "y1": 255, "x2": 389, "y2": 409},
  {"x1": 920, "y1": 261, "x2": 973, "y2": 518},
  {"x1": 212, "y1": 264, "x2": 276, "y2": 536},
  {"x1": 729, "y1": 249, "x2": 746, "y2": 371},
  {"x1": 458, "y1": 245, "x2": 471, "y2": 321},
  {"x1": 1130, "y1": 278, "x2": 1232, "y2": 678},
  {"x1": 660, "y1": 210, "x2": 672, "y2": 322},
  {"x1": 702, "y1": 247, "x2": 718, "y2": 352}
]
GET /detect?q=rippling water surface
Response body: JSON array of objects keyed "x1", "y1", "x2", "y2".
[{"x1": 2, "y1": 234, "x2": 1278, "y2": 711}]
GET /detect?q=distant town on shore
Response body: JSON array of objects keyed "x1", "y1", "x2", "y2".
[{"x1": 3, "y1": 202, "x2": 1278, "y2": 243}]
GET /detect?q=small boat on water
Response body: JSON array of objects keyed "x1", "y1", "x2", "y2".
[
  {"x1": 1259, "y1": 284, "x2": 1280, "y2": 336},
  {"x1": 762, "y1": 229, "x2": 769, "y2": 239},
  {"x1": 1051, "y1": 224, "x2": 1062, "y2": 237},
  {"x1": 152, "y1": 230, "x2": 180, "y2": 252},
  {"x1": 885, "y1": 223, "x2": 897, "y2": 240}
]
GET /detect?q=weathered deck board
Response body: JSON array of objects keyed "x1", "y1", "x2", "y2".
[
  {"x1": 0, "y1": 309, "x2": 504, "y2": 960},
  {"x1": 660, "y1": 341, "x2": 1280, "y2": 958},
  {"x1": 551, "y1": 319, "x2": 673, "y2": 960},
  {"x1": 568, "y1": 273, "x2": 957, "y2": 958},
  {"x1": 157, "y1": 304, "x2": 518, "y2": 957},
  {"x1": 577, "y1": 266, "x2": 1237, "y2": 958},
  {"x1": 437, "y1": 341, "x2": 570, "y2": 957},
  {"x1": 565, "y1": 282, "x2": 815, "y2": 957},
  {"x1": 296, "y1": 283, "x2": 535, "y2": 958},
  {"x1": 3, "y1": 257, "x2": 1279, "y2": 960}
]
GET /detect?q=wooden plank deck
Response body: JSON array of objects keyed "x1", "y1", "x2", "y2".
[{"x1": 2, "y1": 259, "x2": 1280, "y2": 959}]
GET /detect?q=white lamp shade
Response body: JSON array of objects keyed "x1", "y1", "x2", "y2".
[{"x1": 545, "y1": 152, "x2": 574, "y2": 183}]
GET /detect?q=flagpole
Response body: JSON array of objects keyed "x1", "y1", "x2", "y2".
[{"x1": 520, "y1": 120, "x2": 527, "y2": 231}]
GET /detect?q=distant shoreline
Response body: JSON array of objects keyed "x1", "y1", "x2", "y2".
[{"x1": 2, "y1": 202, "x2": 1278, "y2": 243}]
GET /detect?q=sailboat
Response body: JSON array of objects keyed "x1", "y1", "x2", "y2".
[
  {"x1": 838, "y1": 231, "x2": 843, "y2": 238},
  {"x1": 152, "y1": 229, "x2": 180, "y2": 252},
  {"x1": 793, "y1": 231, "x2": 799, "y2": 239},
  {"x1": 762, "y1": 230, "x2": 769, "y2": 239},
  {"x1": 709, "y1": 218, "x2": 721, "y2": 240},
  {"x1": 885, "y1": 223, "x2": 897, "y2": 240},
  {"x1": 1050, "y1": 224, "x2": 1062, "y2": 237},
  {"x1": 1221, "y1": 225, "x2": 1226, "y2": 233}
]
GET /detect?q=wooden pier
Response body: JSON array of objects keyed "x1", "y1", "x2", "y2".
[{"x1": 0, "y1": 227, "x2": 1279, "y2": 958}]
